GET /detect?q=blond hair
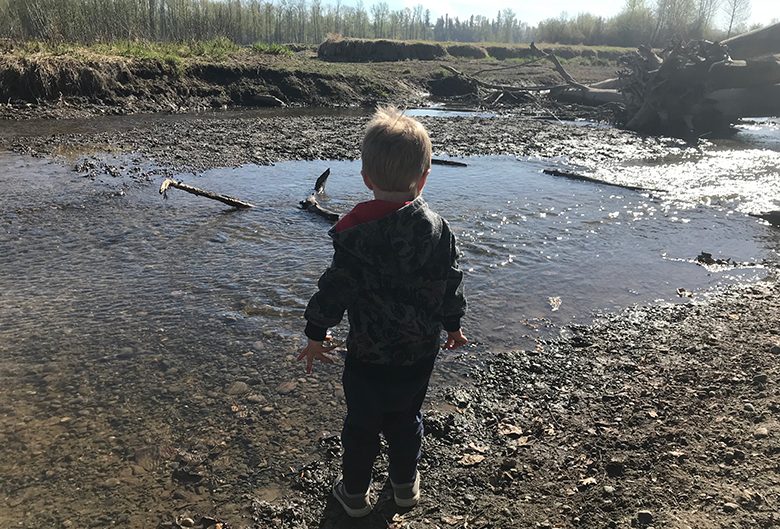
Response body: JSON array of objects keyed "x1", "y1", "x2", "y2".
[{"x1": 361, "y1": 106, "x2": 432, "y2": 194}]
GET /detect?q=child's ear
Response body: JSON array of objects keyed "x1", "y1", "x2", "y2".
[
  {"x1": 361, "y1": 171, "x2": 374, "y2": 190},
  {"x1": 417, "y1": 168, "x2": 431, "y2": 192}
]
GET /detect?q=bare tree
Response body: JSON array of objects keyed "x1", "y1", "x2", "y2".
[
  {"x1": 723, "y1": 0, "x2": 750, "y2": 37},
  {"x1": 692, "y1": 0, "x2": 719, "y2": 37}
]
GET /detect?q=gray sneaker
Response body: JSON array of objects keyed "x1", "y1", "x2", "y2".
[
  {"x1": 332, "y1": 479, "x2": 372, "y2": 517},
  {"x1": 391, "y1": 472, "x2": 420, "y2": 507}
]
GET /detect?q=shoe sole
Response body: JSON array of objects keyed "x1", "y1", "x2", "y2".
[
  {"x1": 392, "y1": 473, "x2": 421, "y2": 508},
  {"x1": 394, "y1": 494, "x2": 420, "y2": 508},
  {"x1": 333, "y1": 483, "x2": 372, "y2": 518}
]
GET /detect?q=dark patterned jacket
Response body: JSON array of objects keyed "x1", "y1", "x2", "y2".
[{"x1": 304, "y1": 197, "x2": 466, "y2": 368}]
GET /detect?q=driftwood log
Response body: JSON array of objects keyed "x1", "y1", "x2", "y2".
[
  {"x1": 299, "y1": 168, "x2": 340, "y2": 223},
  {"x1": 159, "y1": 178, "x2": 255, "y2": 208},
  {"x1": 437, "y1": 22, "x2": 779, "y2": 137}
]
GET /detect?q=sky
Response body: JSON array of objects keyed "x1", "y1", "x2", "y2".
[{"x1": 363, "y1": 0, "x2": 777, "y2": 28}]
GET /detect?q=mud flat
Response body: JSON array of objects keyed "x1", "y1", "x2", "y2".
[{"x1": 4, "y1": 111, "x2": 687, "y2": 180}]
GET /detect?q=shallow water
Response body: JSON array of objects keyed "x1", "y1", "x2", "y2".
[
  {"x1": 572, "y1": 118, "x2": 780, "y2": 216},
  {"x1": 2, "y1": 153, "x2": 776, "y2": 357}
]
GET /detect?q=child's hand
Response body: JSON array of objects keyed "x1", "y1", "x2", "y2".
[
  {"x1": 297, "y1": 337, "x2": 337, "y2": 374},
  {"x1": 443, "y1": 329, "x2": 468, "y2": 350}
]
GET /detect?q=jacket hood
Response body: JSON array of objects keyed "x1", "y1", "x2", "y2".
[{"x1": 329, "y1": 197, "x2": 444, "y2": 275}]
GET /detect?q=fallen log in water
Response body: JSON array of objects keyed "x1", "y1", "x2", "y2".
[
  {"x1": 299, "y1": 168, "x2": 340, "y2": 223},
  {"x1": 159, "y1": 178, "x2": 254, "y2": 208},
  {"x1": 542, "y1": 168, "x2": 661, "y2": 193},
  {"x1": 432, "y1": 158, "x2": 468, "y2": 167}
]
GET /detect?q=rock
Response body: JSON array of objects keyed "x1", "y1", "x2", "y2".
[
  {"x1": 603, "y1": 485, "x2": 615, "y2": 494},
  {"x1": 260, "y1": 406, "x2": 274, "y2": 414},
  {"x1": 723, "y1": 502, "x2": 739, "y2": 513},
  {"x1": 743, "y1": 403, "x2": 756, "y2": 413},
  {"x1": 101, "y1": 478, "x2": 121, "y2": 488},
  {"x1": 178, "y1": 517, "x2": 195, "y2": 528},
  {"x1": 225, "y1": 381, "x2": 249, "y2": 395},
  {"x1": 458, "y1": 454, "x2": 485, "y2": 466},
  {"x1": 277, "y1": 381, "x2": 298, "y2": 394},
  {"x1": 252, "y1": 341, "x2": 265, "y2": 350},
  {"x1": 246, "y1": 394, "x2": 265, "y2": 403},
  {"x1": 637, "y1": 510, "x2": 653, "y2": 525},
  {"x1": 605, "y1": 459, "x2": 625, "y2": 477},
  {"x1": 754, "y1": 426, "x2": 769, "y2": 438},
  {"x1": 770, "y1": 345, "x2": 780, "y2": 354},
  {"x1": 752, "y1": 374, "x2": 768, "y2": 385}
]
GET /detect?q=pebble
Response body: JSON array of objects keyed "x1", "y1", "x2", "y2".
[
  {"x1": 752, "y1": 374, "x2": 768, "y2": 385},
  {"x1": 252, "y1": 341, "x2": 266, "y2": 350},
  {"x1": 743, "y1": 403, "x2": 756, "y2": 413},
  {"x1": 770, "y1": 345, "x2": 780, "y2": 354},
  {"x1": 722, "y1": 502, "x2": 739, "y2": 513},
  {"x1": 225, "y1": 381, "x2": 250, "y2": 395},
  {"x1": 179, "y1": 517, "x2": 195, "y2": 528},
  {"x1": 605, "y1": 459, "x2": 625, "y2": 477},
  {"x1": 754, "y1": 426, "x2": 769, "y2": 438},
  {"x1": 637, "y1": 510, "x2": 653, "y2": 524},
  {"x1": 246, "y1": 394, "x2": 265, "y2": 403},
  {"x1": 260, "y1": 406, "x2": 274, "y2": 414},
  {"x1": 277, "y1": 381, "x2": 298, "y2": 394},
  {"x1": 603, "y1": 485, "x2": 615, "y2": 494}
]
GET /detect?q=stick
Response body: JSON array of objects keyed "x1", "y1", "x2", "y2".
[
  {"x1": 529, "y1": 42, "x2": 591, "y2": 91},
  {"x1": 159, "y1": 178, "x2": 254, "y2": 208}
]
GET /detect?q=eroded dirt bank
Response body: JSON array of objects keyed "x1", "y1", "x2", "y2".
[{"x1": 0, "y1": 51, "x2": 617, "y2": 120}]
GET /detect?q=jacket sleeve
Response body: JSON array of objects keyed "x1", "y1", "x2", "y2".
[
  {"x1": 441, "y1": 229, "x2": 467, "y2": 332},
  {"x1": 303, "y1": 245, "x2": 356, "y2": 340}
]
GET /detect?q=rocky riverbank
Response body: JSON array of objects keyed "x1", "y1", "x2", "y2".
[{"x1": 258, "y1": 278, "x2": 780, "y2": 529}]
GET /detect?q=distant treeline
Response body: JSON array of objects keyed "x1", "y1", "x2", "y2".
[{"x1": 0, "y1": 0, "x2": 768, "y2": 48}]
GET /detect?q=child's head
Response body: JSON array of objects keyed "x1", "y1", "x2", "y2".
[{"x1": 361, "y1": 106, "x2": 432, "y2": 197}]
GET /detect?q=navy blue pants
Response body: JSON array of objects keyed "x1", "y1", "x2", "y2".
[{"x1": 340, "y1": 357, "x2": 435, "y2": 495}]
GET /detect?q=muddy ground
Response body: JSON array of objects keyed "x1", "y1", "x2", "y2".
[
  {"x1": 1, "y1": 55, "x2": 778, "y2": 529},
  {"x1": 3, "y1": 111, "x2": 687, "y2": 181}
]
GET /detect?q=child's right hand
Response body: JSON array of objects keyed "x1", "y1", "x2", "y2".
[
  {"x1": 297, "y1": 337, "x2": 337, "y2": 374},
  {"x1": 443, "y1": 329, "x2": 468, "y2": 350}
]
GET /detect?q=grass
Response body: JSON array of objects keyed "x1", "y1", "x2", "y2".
[
  {"x1": 7, "y1": 38, "x2": 293, "y2": 62},
  {"x1": 250, "y1": 42, "x2": 293, "y2": 56}
]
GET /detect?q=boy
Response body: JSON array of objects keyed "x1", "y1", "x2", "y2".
[{"x1": 298, "y1": 106, "x2": 467, "y2": 517}]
